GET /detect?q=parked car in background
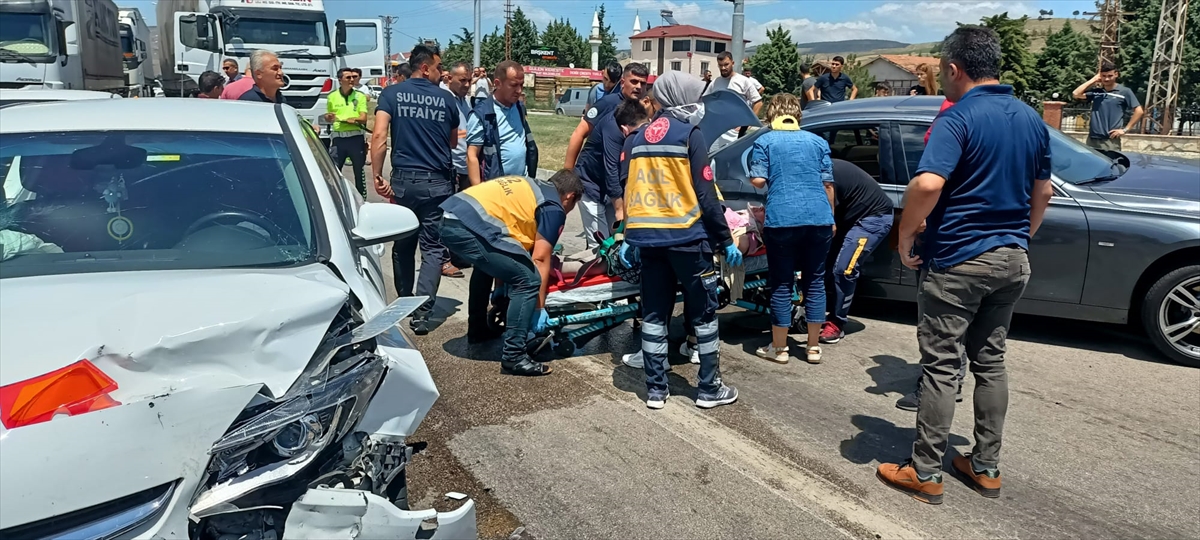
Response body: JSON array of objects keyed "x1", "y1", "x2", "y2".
[
  {"x1": 0, "y1": 99, "x2": 476, "y2": 539},
  {"x1": 0, "y1": 88, "x2": 122, "y2": 107},
  {"x1": 556, "y1": 87, "x2": 589, "y2": 116},
  {"x1": 711, "y1": 96, "x2": 1200, "y2": 367}
]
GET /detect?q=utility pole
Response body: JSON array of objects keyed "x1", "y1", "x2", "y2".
[
  {"x1": 504, "y1": 0, "x2": 513, "y2": 61},
  {"x1": 472, "y1": 0, "x2": 481, "y2": 69},
  {"x1": 1080, "y1": 1, "x2": 1134, "y2": 70},
  {"x1": 1142, "y1": 0, "x2": 1190, "y2": 134},
  {"x1": 380, "y1": 15, "x2": 397, "y2": 70},
  {"x1": 724, "y1": 0, "x2": 745, "y2": 71}
]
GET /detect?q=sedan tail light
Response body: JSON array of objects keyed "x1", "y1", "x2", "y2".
[{"x1": 0, "y1": 360, "x2": 120, "y2": 429}]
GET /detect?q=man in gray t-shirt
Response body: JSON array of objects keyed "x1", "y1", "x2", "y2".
[
  {"x1": 1072, "y1": 62, "x2": 1144, "y2": 151},
  {"x1": 800, "y1": 64, "x2": 817, "y2": 106}
]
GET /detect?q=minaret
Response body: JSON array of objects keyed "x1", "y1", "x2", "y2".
[
  {"x1": 633, "y1": 12, "x2": 641, "y2": 35},
  {"x1": 589, "y1": 10, "x2": 602, "y2": 70}
]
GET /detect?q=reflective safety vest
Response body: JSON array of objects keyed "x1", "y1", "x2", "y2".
[
  {"x1": 440, "y1": 175, "x2": 561, "y2": 258},
  {"x1": 623, "y1": 115, "x2": 707, "y2": 247}
]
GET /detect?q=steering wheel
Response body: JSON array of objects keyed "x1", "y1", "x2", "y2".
[{"x1": 182, "y1": 210, "x2": 288, "y2": 242}]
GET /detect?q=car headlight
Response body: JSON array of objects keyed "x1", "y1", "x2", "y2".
[{"x1": 207, "y1": 357, "x2": 386, "y2": 480}]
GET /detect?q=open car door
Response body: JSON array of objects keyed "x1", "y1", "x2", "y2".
[
  {"x1": 698, "y1": 89, "x2": 763, "y2": 153},
  {"x1": 334, "y1": 19, "x2": 384, "y2": 81}
]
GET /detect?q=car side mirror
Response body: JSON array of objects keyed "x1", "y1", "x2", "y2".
[{"x1": 351, "y1": 202, "x2": 419, "y2": 248}]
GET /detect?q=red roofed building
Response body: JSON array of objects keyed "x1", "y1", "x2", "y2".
[{"x1": 629, "y1": 24, "x2": 750, "y2": 78}]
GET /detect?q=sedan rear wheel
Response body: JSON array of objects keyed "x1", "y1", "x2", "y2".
[{"x1": 1143, "y1": 266, "x2": 1200, "y2": 368}]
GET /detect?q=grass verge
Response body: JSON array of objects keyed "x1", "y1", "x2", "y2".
[{"x1": 528, "y1": 113, "x2": 581, "y2": 172}]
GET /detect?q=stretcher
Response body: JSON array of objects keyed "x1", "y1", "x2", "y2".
[{"x1": 488, "y1": 242, "x2": 805, "y2": 358}]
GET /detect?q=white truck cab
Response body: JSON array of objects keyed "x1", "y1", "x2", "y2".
[
  {"x1": 0, "y1": 0, "x2": 124, "y2": 92},
  {"x1": 158, "y1": 0, "x2": 382, "y2": 137},
  {"x1": 117, "y1": 7, "x2": 151, "y2": 97}
]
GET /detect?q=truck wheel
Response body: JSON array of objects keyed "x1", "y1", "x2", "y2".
[
  {"x1": 1142, "y1": 265, "x2": 1200, "y2": 368},
  {"x1": 555, "y1": 108, "x2": 564, "y2": 115}
]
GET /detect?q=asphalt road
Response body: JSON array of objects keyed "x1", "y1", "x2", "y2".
[{"x1": 358, "y1": 168, "x2": 1200, "y2": 540}]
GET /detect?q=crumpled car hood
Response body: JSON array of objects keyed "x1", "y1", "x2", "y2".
[{"x1": 0, "y1": 265, "x2": 350, "y2": 400}]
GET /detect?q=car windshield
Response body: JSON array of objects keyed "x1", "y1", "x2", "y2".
[
  {"x1": 222, "y1": 17, "x2": 329, "y2": 47},
  {"x1": 0, "y1": 12, "x2": 53, "y2": 56},
  {"x1": 1047, "y1": 127, "x2": 1117, "y2": 184},
  {"x1": 0, "y1": 131, "x2": 317, "y2": 278}
]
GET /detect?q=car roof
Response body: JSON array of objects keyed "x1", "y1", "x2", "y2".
[
  {"x1": 0, "y1": 99, "x2": 287, "y2": 135},
  {"x1": 802, "y1": 95, "x2": 946, "y2": 124},
  {"x1": 0, "y1": 89, "x2": 122, "y2": 101}
]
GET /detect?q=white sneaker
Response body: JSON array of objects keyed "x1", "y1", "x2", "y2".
[
  {"x1": 622, "y1": 350, "x2": 644, "y2": 369},
  {"x1": 679, "y1": 341, "x2": 701, "y2": 364},
  {"x1": 806, "y1": 345, "x2": 822, "y2": 364}
]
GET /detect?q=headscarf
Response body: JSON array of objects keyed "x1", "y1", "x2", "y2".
[{"x1": 653, "y1": 71, "x2": 706, "y2": 125}]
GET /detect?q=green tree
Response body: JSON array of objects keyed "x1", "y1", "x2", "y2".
[
  {"x1": 1031, "y1": 21, "x2": 1098, "y2": 101},
  {"x1": 742, "y1": 26, "x2": 802, "y2": 95},
  {"x1": 539, "y1": 18, "x2": 589, "y2": 67},
  {"x1": 1117, "y1": 0, "x2": 1200, "y2": 110},
  {"x1": 507, "y1": 7, "x2": 540, "y2": 63},
  {"x1": 442, "y1": 27, "x2": 474, "y2": 67},
  {"x1": 479, "y1": 26, "x2": 506, "y2": 71},
  {"x1": 978, "y1": 13, "x2": 1035, "y2": 96},
  {"x1": 596, "y1": 4, "x2": 619, "y2": 67}
]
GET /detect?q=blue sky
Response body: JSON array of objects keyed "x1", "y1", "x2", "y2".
[{"x1": 131, "y1": 0, "x2": 1098, "y2": 48}]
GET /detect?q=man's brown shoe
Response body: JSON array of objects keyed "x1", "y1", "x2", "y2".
[
  {"x1": 952, "y1": 455, "x2": 1002, "y2": 498},
  {"x1": 442, "y1": 262, "x2": 464, "y2": 278},
  {"x1": 876, "y1": 462, "x2": 943, "y2": 505}
]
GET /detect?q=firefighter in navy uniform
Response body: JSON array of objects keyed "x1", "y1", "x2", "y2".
[
  {"x1": 619, "y1": 71, "x2": 744, "y2": 410},
  {"x1": 440, "y1": 171, "x2": 584, "y2": 377}
]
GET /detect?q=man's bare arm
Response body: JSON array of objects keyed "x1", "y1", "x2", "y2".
[
  {"x1": 751, "y1": 100, "x2": 763, "y2": 115},
  {"x1": 1125, "y1": 106, "x2": 1145, "y2": 133},
  {"x1": 1029, "y1": 179, "x2": 1053, "y2": 237},
  {"x1": 370, "y1": 111, "x2": 390, "y2": 179},
  {"x1": 849, "y1": 85, "x2": 859, "y2": 100},
  {"x1": 899, "y1": 172, "x2": 946, "y2": 238},
  {"x1": 564, "y1": 118, "x2": 593, "y2": 170},
  {"x1": 532, "y1": 236, "x2": 554, "y2": 308},
  {"x1": 467, "y1": 146, "x2": 483, "y2": 186},
  {"x1": 1072, "y1": 74, "x2": 1100, "y2": 100}
]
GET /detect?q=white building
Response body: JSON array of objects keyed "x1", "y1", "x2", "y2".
[{"x1": 629, "y1": 24, "x2": 749, "y2": 78}]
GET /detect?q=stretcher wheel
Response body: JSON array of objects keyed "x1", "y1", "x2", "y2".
[
  {"x1": 790, "y1": 305, "x2": 806, "y2": 333},
  {"x1": 487, "y1": 298, "x2": 508, "y2": 334},
  {"x1": 553, "y1": 337, "x2": 577, "y2": 357}
]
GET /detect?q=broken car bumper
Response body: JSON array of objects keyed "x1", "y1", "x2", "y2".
[{"x1": 283, "y1": 488, "x2": 477, "y2": 539}]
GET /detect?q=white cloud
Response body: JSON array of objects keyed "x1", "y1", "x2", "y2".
[{"x1": 622, "y1": 0, "x2": 1037, "y2": 46}]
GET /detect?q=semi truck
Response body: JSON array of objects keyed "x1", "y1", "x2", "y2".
[
  {"x1": 156, "y1": 0, "x2": 383, "y2": 137},
  {"x1": 0, "y1": 0, "x2": 124, "y2": 92},
  {"x1": 118, "y1": 6, "x2": 151, "y2": 96}
]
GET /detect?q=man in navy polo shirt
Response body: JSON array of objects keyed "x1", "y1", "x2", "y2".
[
  {"x1": 875, "y1": 26, "x2": 1053, "y2": 505},
  {"x1": 238, "y1": 50, "x2": 287, "y2": 104},
  {"x1": 563, "y1": 62, "x2": 649, "y2": 249},
  {"x1": 371, "y1": 43, "x2": 460, "y2": 335},
  {"x1": 814, "y1": 56, "x2": 856, "y2": 103}
]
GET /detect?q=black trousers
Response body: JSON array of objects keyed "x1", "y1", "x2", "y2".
[
  {"x1": 329, "y1": 134, "x2": 367, "y2": 196},
  {"x1": 390, "y1": 170, "x2": 453, "y2": 319}
]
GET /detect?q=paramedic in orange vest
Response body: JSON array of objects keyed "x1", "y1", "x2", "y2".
[
  {"x1": 440, "y1": 171, "x2": 583, "y2": 377},
  {"x1": 618, "y1": 71, "x2": 743, "y2": 410}
]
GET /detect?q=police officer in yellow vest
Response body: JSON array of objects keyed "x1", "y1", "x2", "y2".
[
  {"x1": 619, "y1": 71, "x2": 744, "y2": 410},
  {"x1": 440, "y1": 170, "x2": 583, "y2": 376},
  {"x1": 325, "y1": 68, "x2": 370, "y2": 196}
]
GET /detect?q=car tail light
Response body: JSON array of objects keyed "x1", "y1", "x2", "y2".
[
  {"x1": 0, "y1": 360, "x2": 120, "y2": 429},
  {"x1": 321, "y1": 78, "x2": 333, "y2": 92}
]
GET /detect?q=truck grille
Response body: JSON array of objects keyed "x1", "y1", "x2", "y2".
[{"x1": 287, "y1": 95, "x2": 319, "y2": 110}]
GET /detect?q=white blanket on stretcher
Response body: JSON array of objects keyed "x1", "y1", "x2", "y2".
[{"x1": 546, "y1": 279, "x2": 641, "y2": 308}]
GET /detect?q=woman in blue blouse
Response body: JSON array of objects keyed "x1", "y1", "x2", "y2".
[{"x1": 749, "y1": 93, "x2": 835, "y2": 364}]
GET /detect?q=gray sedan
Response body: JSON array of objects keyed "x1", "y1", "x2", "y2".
[{"x1": 712, "y1": 96, "x2": 1200, "y2": 367}]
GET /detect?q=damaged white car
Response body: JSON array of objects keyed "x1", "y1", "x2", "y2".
[{"x1": 0, "y1": 99, "x2": 476, "y2": 539}]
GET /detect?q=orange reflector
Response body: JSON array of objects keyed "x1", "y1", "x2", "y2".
[{"x1": 0, "y1": 360, "x2": 119, "y2": 429}]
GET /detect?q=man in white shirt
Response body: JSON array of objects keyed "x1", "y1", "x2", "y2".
[
  {"x1": 742, "y1": 67, "x2": 765, "y2": 95},
  {"x1": 705, "y1": 51, "x2": 763, "y2": 152},
  {"x1": 470, "y1": 66, "x2": 492, "y2": 107}
]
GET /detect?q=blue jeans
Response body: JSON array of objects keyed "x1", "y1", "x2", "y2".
[
  {"x1": 639, "y1": 244, "x2": 722, "y2": 395},
  {"x1": 826, "y1": 213, "x2": 893, "y2": 328},
  {"x1": 441, "y1": 219, "x2": 539, "y2": 365},
  {"x1": 763, "y1": 226, "x2": 833, "y2": 328}
]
